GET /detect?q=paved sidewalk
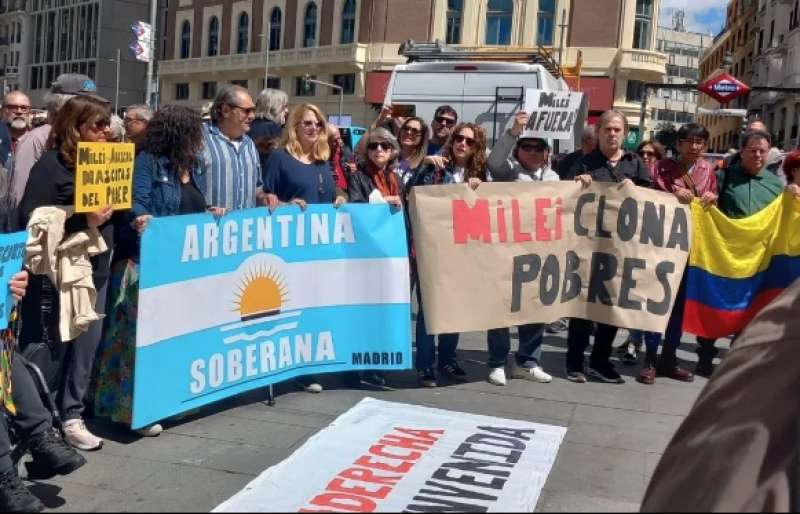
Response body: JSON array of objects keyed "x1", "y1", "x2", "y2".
[{"x1": 30, "y1": 328, "x2": 716, "y2": 512}]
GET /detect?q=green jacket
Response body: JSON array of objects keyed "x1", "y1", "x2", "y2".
[{"x1": 716, "y1": 164, "x2": 784, "y2": 219}]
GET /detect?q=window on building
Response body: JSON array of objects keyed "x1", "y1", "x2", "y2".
[
  {"x1": 237, "y1": 12, "x2": 249, "y2": 54},
  {"x1": 626, "y1": 80, "x2": 646, "y2": 102},
  {"x1": 340, "y1": 0, "x2": 356, "y2": 44},
  {"x1": 269, "y1": 8, "x2": 282, "y2": 51},
  {"x1": 208, "y1": 16, "x2": 219, "y2": 56},
  {"x1": 260, "y1": 77, "x2": 281, "y2": 90},
  {"x1": 758, "y1": 29, "x2": 763, "y2": 53},
  {"x1": 769, "y1": 19, "x2": 774, "y2": 47},
  {"x1": 633, "y1": 0, "x2": 653, "y2": 49},
  {"x1": 180, "y1": 20, "x2": 191, "y2": 59},
  {"x1": 202, "y1": 81, "x2": 217, "y2": 100},
  {"x1": 537, "y1": 0, "x2": 555, "y2": 46},
  {"x1": 485, "y1": 0, "x2": 513, "y2": 45},
  {"x1": 304, "y1": 2, "x2": 318, "y2": 48},
  {"x1": 296, "y1": 75, "x2": 316, "y2": 96},
  {"x1": 333, "y1": 73, "x2": 356, "y2": 95},
  {"x1": 175, "y1": 83, "x2": 190, "y2": 100},
  {"x1": 446, "y1": 0, "x2": 463, "y2": 44},
  {"x1": 231, "y1": 79, "x2": 248, "y2": 88}
]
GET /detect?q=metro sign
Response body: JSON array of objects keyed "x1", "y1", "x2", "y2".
[{"x1": 698, "y1": 72, "x2": 750, "y2": 104}]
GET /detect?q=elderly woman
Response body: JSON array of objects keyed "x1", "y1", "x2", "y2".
[
  {"x1": 92, "y1": 105, "x2": 222, "y2": 437},
  {"x1": 251, "y1": 88, "x2": 289, "y2": 173},
  {"x1": 347, "y1": 128, "x2": 403, "y2": 208}
]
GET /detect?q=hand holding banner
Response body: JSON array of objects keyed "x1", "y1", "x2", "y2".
[{"x1": 74, "y1": 142, "x2": 134, "y2": 213}]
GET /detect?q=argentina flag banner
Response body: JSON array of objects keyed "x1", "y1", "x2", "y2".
[{"x1": 132, "y1": 205, "x2": 411, "y2": 429}]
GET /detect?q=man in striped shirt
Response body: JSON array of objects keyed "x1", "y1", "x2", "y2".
[{"x1": 198, "y1": 85, "x2": 263, "y2": 211}]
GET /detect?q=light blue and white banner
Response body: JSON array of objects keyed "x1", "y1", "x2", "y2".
[{"x1": 132, "y1": 205, "x2": 411, "y2": 429}]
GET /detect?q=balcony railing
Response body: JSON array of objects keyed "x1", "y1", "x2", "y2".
[{"x1": 618, "y1": 48, "x2": 667, "y2": 76}]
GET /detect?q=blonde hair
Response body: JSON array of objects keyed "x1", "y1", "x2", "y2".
[{"x1": 281, "y1": 103, "x2": 330, "y2": 162}]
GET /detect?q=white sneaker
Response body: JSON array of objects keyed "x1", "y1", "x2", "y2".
[
  {"x1": 304, "y1": 382, "x2": 323, "y2": 393},
  {"x1": 135, "y1": 423, "x2": 163, "y2": 437},
  {"x1": 511, "y1": 361, "x2": 553, "y2": 383},
  {"x1": 487, "y1": 367, "x2": 507, "y2": 386},
  {"x1": 63, "y1": 419, "x2": 103, "y2": 451}
]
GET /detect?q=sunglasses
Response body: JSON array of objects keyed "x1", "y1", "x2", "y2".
[
  {"x1": 367, "y1": 141, "x2": 392, "y2": 151},
  {"x1": 519, "y1": 143, "x2": 546, "y2": 153},
  {"x1": 638, "y1": 151, "x2": 655, "y2": 157},
  {"x1": 228, "y1": 104, "x2": 256, "y2": 116},
  {"x1": 300, "y1": 120, "x2": 325, "y2": 130},
  {"x1": 91, "y1": 118, "x2": 111, "y2": 130},
  {"x1": 454, "y1": 134, "x2": 476, "y2": 147},
  {"x1": 401, "y1": 126, "x2": 423, "y2": 136},
  {"x1": 435, "y1": 116, "x2": 456, "y2": 127}
]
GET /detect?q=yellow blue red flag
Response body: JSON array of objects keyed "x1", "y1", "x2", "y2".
[{"x1": 684, "y1": 192, "x2": 800, "y2": 338}]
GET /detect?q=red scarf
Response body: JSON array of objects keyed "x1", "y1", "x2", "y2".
[
  {"x1": 330, "y1": 142, "x2": 348, "y2": 190},
  {"x1": 366, "y1": 160, "x2": 400, "y2": 197}
]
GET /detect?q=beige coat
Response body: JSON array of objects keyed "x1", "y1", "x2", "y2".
[
  {"x1": 25, "y1": 206, "x2": 108, "y2": 342},
  {"x1": 641, "y1": 279, "x2": 800, "y2": 512}
]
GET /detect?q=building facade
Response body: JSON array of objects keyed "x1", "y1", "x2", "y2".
[
  {"x1": 159, "y1": 0, "x2": 665, "y2": 130},
  {"x1": 644, "y1": 11, "x2": 712, "y2": 140},
  {"x1": 749, "y1": 0, "x2": 800, "y2": 150},
  {"x1": 0, "y1": 0, "x2": 30, "y2": 93},
  {"x1": 697, "y1": 0, "x2": 757, "y2": 153},
  {"x1": 23, "y1": 0, "x2": 151, "y2": 109}
]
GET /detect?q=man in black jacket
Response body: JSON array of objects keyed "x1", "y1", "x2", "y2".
[{"x1": 565, "y1": 109, "x2": 651, "y2": 384}]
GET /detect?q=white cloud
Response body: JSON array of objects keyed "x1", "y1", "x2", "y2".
[{"x1": 659, "y1": 0, "x2": 729, "y2": 35}]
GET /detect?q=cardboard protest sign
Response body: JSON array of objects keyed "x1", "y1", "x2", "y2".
[
  {"x1": 132, "y1": 205, "x2": 411, "y2": 429},
  {"x1": 0, "y1": 232, "x2": 27, "y2": 330},
  {"x1": 74, "y1": 142, "x2": 134, "y2": 213},
  {"x1": 522, "y1": 89, "x2": 584, "y2": 140},
  {"x1": 409, "y1": 182, "x2": 692, "y2": 334}
]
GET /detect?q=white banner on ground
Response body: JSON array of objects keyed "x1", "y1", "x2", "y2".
[
  {"x1": 522, "y1": 89, "x2": 584, "y2": 140},
  {"x1": 214, "y1": 398, "x2": 567, "y2": 513}
]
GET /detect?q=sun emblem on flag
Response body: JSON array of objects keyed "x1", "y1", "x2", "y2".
[{"x1": 233, "y1": 267, "x2": 289, "y2": 321}]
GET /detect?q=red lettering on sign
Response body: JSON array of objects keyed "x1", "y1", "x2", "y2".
[
  {"x1": 452, "y1": 199, "x2": 491, "y2": 244},
  {"x1": 535, "y1": 198, "x2": 552, "y2": 241},
  {"x1": 512, "y1": 199, "x2": 532, "y2": 242}
]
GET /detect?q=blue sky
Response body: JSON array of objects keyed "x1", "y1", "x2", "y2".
[{"x1": 659, "y1": 0, "x2": 729, "y2": 35}]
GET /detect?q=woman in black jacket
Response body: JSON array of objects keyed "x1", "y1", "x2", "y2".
[
  {"x1": 347, "y1": 128, "x2": 402, "y2": 208},
  {"x1": 17, "y1": 94, "x2": 115, "y2": 452}
]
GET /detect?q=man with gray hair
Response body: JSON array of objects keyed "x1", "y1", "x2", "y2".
[
  {"x1": 198, "y1": 84, "x2": 262, "y2": 210},
  {"x1": 123, "y1": 103, "x2": 153, "y2": 148},
  {"x1": 0, "y1": 90, "x2": 32, "y2": 163},
  {"x1": 9, "y1": 74, "x2": 101, "y2": 207},
  {"x1": 249, "y1": 88, "x2": 288, "y2": 141}
]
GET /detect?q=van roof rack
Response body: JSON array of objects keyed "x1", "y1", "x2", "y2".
[{"x1": 398, "y1": 39, "x2": 561, "y2": 78}]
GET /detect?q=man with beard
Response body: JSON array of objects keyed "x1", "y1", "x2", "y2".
[{"x1": 0, "y1": 90, "x2": 31, "y2": 166}]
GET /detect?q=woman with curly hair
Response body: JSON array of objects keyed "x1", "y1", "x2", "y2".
[
  {"x1": 406, "y1": 122, "x2": 488, "y2": 388},
  {"x1": 92, "y1": 105, "x2": 224, "y2": 437}
]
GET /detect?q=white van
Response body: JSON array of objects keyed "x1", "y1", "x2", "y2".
[{"x1": 383, "y1": 60, "x2": 584, "y2": 152}]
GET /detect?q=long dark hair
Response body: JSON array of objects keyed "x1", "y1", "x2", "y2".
[
  {"x1": 144, "y1": 105, "x2": 204, "y2": 173},
  {"x1": 442, "y1": 122, "x2": 488, "y2": 181},
  {"x1": 48, "y1": 95, "x2": 111, "y2": 170}
]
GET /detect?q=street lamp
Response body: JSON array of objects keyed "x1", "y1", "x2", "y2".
[
  {"x1": 105, "y1": 48, "x2": 121, "y2": 114},
  {"x1": 303, "y1": 74, "x2": 344, "y2": 122},
  {"x1": 260, "y1": 20, "x2": 273, "y2": 89}
]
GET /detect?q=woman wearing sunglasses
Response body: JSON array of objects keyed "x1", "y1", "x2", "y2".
[
  {"x1": 395, "y1": 117, "x2": 430, "y2": 187},
  {"x1": 17, "y1": 94, "x2": 116, "y2": 451},
  {"x1": 406, "y1": 122, "x2": 487, "y2": 387},
  {"x1": 262, "y1": 104, "x2": 345, "y2": 394}
]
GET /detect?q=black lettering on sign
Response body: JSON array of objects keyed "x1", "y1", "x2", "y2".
[
  {"x1": 640, "y1": 201, "x2": 666, "y2": 247},
  {"x1": 595, "y1": 195, "x2": 613, "y2": 238},
  {"x1": 574, "y1": 193, "x2": 595, "y2": 237},
  {"x1": 647, "y1": 261, "x2": 675, "y2": 315},
  {"x1": 442, "y1": 456, "x2": 513, "y2": 477},
  {"x1": 81, "y1": 170, "x2": 94, "y2": 185},
  {"x1": 618, "y1": 258, "x2": 647, "y2": 310},
  {"x1": 510, "y1": 254, "x2": 541, "y2": 313},
  {"x1": 667, "y1": 208, "x2": 690, "y2": 251},
  {"x1": 431, "y1": 468, "x2": 506, "y2": 491},
  {"x1": 77, "y1": 147, "x2": 93, "y2": 165},
  {"x1": 82, "y1": 192, "x2": 99, "y2": 208},
  {"x1": 617, "y1": 197, "x2": 638, "y2": 242},
  {"x1": 588, "y1": 252, "x2": 617, "y2": 306},
  {"x1": 539, "y1": 255, "x2": 560, "y2": 306},
  {"x1": 464, "y1": 434, "x2": 525, "y2": 451},
  {"x1": 561, "y1": 251, "x2": 582, "y2": 302}
]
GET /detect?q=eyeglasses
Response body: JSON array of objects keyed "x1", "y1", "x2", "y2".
[
  {"x1": 228, "y1": 104, "x2": 256, "y2": 116},
  {"x1": 638, "y1": 151, "x2": 655, "y2": 157},
  {"x1": 124, "y1": 116, "x2": 143, "y2": 125},
  {"x1": 435, "y1": 116, "x2": 457, "y2": 127},
  {"x1": 454, "y1": 134, "x2": 476, "y2": 148},
  {"x1": 4, "y1": 104, "x2": 30, "y2": 113},
  {"x1": 91, "y1": 118, "x2": 111, "y2": 130},
  {"x1": 519, "y1": 143, "x2": 546, "y2": 153},
  {"x1": 300, "y1": 120, "x2": 325, "y2": 130},
  {"x1": 367, "y1": 141, "x2": 392, "y2": 151},
  {"x1": 401, "y1": 126, "x2": 423, "y2": 137}
]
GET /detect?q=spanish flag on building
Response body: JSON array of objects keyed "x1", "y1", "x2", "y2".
[{"x1": 683, "y1": 192, "x2": 800, "y2": 338}]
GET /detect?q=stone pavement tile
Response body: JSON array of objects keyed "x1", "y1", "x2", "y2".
[
  {"x1": 565, "y1": 421, "x2": 674, "y2": 454},
  {"x1": 31, "y1": 480, "x2": 131, "y2": 512},
  {"x1": 98, "y1": 432, "x2": 290, "y2": 476},
  {"x1": 647, "y1": 385, "x2": 703, "y2": 415},
  {"x1": 543, "y1": 441, "x2": 645, "y2": 505},
  {"x1": 644, "y1": 452, "x2": 664, "y2": 483},
  {"x1": 535, "y1": 489, "x2": 640, "y2": 513},
  {"x1": 33, "y1": 453, "x2": 160, "y2": 492},
  {"x1": 571, "y1": 404, "x2": 685, "y2": 433},
  {"x1": 221, "y1": 402, "x2": 336, "y2": 429},
  {"x1": 165, "y1": 413, "x2": 317, "y2": 449}
]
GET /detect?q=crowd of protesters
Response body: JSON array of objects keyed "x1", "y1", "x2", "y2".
[{"x1": 0, "y1": 72, "x2": 799, "y2": 512}]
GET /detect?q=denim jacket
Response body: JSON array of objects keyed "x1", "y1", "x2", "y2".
[{"x1": 131, "y1": 151, "x2": 206, "y2": 220}]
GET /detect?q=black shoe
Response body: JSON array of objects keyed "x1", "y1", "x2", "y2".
[
  {"x1": 0, "y1": 468, "x2": 44, "y2": 512},
  {"x1": 26, "y1": 427, "x2": 87, "y2": 479},
  {"x1": 587, "y1": 362, "x2": 625, "y2": 384},
  {"x1": 565, "y1": 365, "x2": 587, "y2": 383},
  {"x1": 418, "y1": 368, "x2": 437, "y2": 388},
  {"x1": 360, "y1": 371, "x2": 392, "y2": 391},
  {"x1": 545, "y1": 319, "x2": 567, "y2": 334},
  {"x1": 438, "y1": 361, "x2": 468, "y2": 382},
  {"x1": 620, "y1": 343, "x2": 639, "y2": 365}
]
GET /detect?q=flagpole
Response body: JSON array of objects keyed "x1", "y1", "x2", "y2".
[{"x1": 145, "y1": 0, "x2": 157, "y2": 106}]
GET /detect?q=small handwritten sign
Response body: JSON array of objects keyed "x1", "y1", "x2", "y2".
[
  {"x1": 74, "y1": 142, "x2": 134, "y2": 213},
  {"x1": 522, "y1": 89, "x2": 584, "y2": 140}
]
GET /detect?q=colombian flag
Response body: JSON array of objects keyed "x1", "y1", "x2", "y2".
[{"x1": 683, "y1": 192, "x2": 800, "y2": 338}]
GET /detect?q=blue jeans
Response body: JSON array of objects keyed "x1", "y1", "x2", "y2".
[
  {"x1": 414, "y1": 283, "x2": 459, "y2": 371},
  {"x1": 643, "y1": 269, "x2": 688, "y2": 355},
  {"x1": 486, "y1": 324, "x2": 544, "y2": 369}
]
